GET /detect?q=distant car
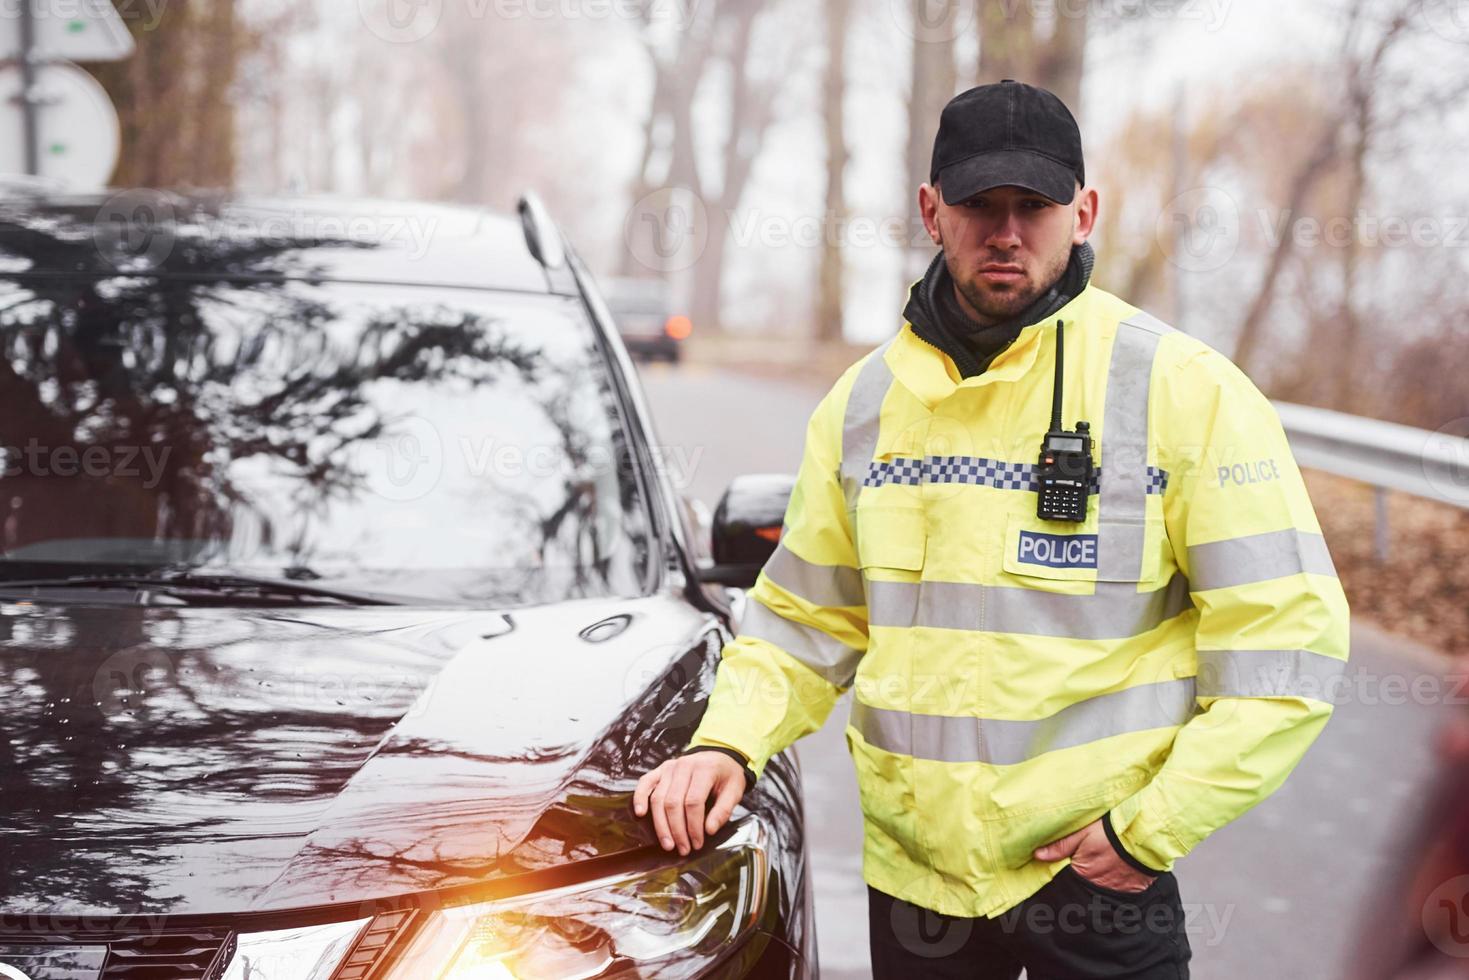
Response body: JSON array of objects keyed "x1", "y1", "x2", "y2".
[
  {"x1": 0, "y1": 189, "x2": 812, "y2": 978},
  {"x1": 600, "y1": 275, "x2": 690, "y2": 363}
]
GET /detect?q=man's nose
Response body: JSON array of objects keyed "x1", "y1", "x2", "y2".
[{"x1": 984, "y1": 210, "x2": 1023, "y2": 249}]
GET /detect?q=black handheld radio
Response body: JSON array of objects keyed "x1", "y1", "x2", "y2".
[{"x1": 1035, "y1": 319, "x2": 1092, "y2": 522}]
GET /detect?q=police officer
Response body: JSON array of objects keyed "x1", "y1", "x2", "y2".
[{"x1": 635, "y1": 80, "x2": 1350, "y2": 979}]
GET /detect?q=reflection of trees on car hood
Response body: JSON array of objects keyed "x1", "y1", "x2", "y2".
[{"x1": 0, "y1": 201, "x2": 650, "y2": 601}]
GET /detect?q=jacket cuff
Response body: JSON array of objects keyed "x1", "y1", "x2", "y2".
[
  {"x1": 1108, "y1": 785, "x2": 1189, "y2": 874},
  {"x1": 681, "y1": 745, "x2": 756, "y2": 794},
  {"x1": 1103, "y1": 809, "x2": 1165, "y2": 875},
  {"x1": 687, "y1": 728, "x2": 772, "y2": 781}
]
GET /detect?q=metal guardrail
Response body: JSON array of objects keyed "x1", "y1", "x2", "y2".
[{"x1": 1275, "y1": 400, "x2": 1469, "y2": 559}]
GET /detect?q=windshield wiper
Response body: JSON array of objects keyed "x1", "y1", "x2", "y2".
[{"x1": 0, "y1": 570, "x2": 406, "y2": 606}]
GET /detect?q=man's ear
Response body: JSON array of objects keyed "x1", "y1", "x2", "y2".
[
  {"x1": 1073, "y1": 184, "x2": 1099, "y2": 245},
  {"x1": 919, "y1": 183, "x2": 943, "y2": 247}
]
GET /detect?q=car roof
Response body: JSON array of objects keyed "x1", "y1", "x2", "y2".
[{"x1": 0, "y1": 188, "x2": 578, "y2": 295}]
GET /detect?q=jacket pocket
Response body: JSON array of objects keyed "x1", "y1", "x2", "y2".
[
  {"x1": 853, "y1": 505, "x2": 926, "y2": 573},
  {"x1": 989, "y1": 786, "x2": 1126, "y2": 868},
  {"x1": 1063, "y1": 862, "x2": 1166, "y2": 902}
]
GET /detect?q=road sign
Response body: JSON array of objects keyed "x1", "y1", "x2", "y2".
[
  {"x1": 0, "y1": 0, "x2": 134, "y2": 62},
  {"x1": 0, "y1": 59, "x2": 119, "y2": 187}
]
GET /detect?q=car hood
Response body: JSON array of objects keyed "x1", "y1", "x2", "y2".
[{"x1": 0, "y1": 592, "x2": 722, "y2": 916}]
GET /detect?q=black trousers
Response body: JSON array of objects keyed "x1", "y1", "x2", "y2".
[{"x1": 868, "y1": 866, "x2": 1192, "y2": 979}]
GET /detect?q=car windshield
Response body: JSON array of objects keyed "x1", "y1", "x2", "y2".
[{"x1": 0, "y1": 273, "x2": 655, "y2": 606}]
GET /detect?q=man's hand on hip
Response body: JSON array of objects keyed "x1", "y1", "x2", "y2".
[
  {"x1": 1034, "y1": 818, "x2": 1159, "y2": 893},
  {"x1": 633, "y1": 753, "x2": 745, "y2": 856}
]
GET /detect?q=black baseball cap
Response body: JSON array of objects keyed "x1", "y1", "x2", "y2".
[{"x1": 930, "y1": 80, "x2": 1085, "y2": 206}]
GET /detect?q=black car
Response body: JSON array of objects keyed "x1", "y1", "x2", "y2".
[
  {"x1": 0, "y1": 189, "x2": 812, "y2": 979},
  {"x1": 599, "y1": 276, "x2": 686, "y2": 364}
]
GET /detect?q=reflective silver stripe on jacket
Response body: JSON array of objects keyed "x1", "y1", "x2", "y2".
[
  {"x1": 850, "y1": 678, "x2": 1200, "y2": 765},
  {"x1": 839, "y1": 337, "x2": 898, "y2": 511},
  {"x1": 1187, "y1": 529, "x2": 1338, "y2": 591},
  {"x1": 1196, "y1": 648, "x2": 1348, "y2": 702},
  {"x1": 865, "y1": 575, "x2": 1193, "y2": 640},
  {"x1": 741, "y1": 596, "x2": 864, "y2": 688},
  {"x1": 763, "y1": 541, "x2": 865, "y2": 609},
  {"x1": 1096, "y1": 312, "x2": 1174, "y2": 581}
]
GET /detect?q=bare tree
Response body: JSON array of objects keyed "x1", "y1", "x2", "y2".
[
  {"x1": 902, "y1": 1, "x2": 958, "y2": 282},
  {"x1": 621, "y1": 0, "x2": 722, "y2": 273},
  {"x1": 1232, "y1": 0, "x2": 1469, "y2": 386},
  {"x1": 620, "y1": 0, "x2": 807, "y2": 333},
  {"x1": 816, "y1": 0, "x2": 851, "y2": 343},
  {"x1": 689, "y1": 2, "x2": 802, "y2": 334}
]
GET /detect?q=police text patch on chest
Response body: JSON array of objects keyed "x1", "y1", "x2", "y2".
[{"x1": 1017, "y1": 530, "x2": 1098, "y2": 569}]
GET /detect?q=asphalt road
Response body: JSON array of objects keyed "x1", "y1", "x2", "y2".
[{"x1": 636, "y1": 359, "x2": 1460, "y2": 980}]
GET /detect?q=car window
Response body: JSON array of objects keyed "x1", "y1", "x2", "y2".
[{"x1": 0, "y1": 275, "x2": 655, "y2": 605}]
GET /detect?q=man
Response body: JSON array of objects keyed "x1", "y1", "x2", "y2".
[{"x1": 634, "y1": 80, "x2": 1350, "y2": 978}]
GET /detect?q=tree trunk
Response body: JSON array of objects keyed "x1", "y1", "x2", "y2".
[
  {"x1": 976, "y1": 0, "x2": 1035, "y2": 85},
  {"x1": 816, "y1": 0, "x2": 850, "y2": 343},
  {"x1": 1230, "y1": 124, "x2": 1339, "y2": 378},
  {"x1": 903, "y1": 1, "x2": 957, "y2": 283},
  {"x1": 88, "y1": 0, "x2": 249, "y2": 188},
  {"x1": 1035, "y1": 3, "x2": 1086, "y2": 118},
  {"x1": 192, "y1": 2, "x2": 238, "y2": 185},
  {"x1": 688, "y1": 2, "x2": 784, "y2": 335}
]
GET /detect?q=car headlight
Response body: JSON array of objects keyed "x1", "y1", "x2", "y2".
[{"x1": 382, "y1": 814, "x2": 770, "y2": 980}]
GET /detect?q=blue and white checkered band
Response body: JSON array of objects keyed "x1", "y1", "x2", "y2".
[{"x1": 862, "y1": 455, "x2": 1168, "y2": 496}]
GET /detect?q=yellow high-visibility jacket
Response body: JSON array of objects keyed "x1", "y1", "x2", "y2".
[{"x1": 687, "y1": 283, "x2": 1350, "y2": 918}]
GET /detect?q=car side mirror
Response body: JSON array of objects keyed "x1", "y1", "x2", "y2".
[{"x1": 698, "y1": 474, "x2": 794, "y2": 588}]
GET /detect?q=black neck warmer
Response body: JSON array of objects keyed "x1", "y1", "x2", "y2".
[{"x1": 904, "y1": 240, "x2": 1095, "y2": 379}]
